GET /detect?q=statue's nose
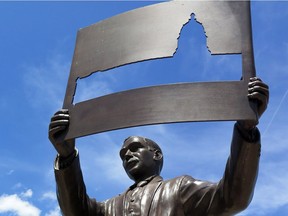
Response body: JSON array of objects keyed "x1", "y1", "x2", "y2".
[
  {"x1": 124, "y1": 149, "x2": 133, "y2": 160},
  {"x1": 126, "y1": 149, "x2": 133, "y2": 156}
]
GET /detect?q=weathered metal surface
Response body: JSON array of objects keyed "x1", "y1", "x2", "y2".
[
  {"x1": 63, "y1": 1, "x2": 256, "y2": 139},
  {"x1": 65, "y1": 81, "x2": 255, "y2": 139}
]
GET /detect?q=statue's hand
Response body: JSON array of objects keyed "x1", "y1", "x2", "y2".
[
  {"x1": 49, "y1": 109, "x2": 75, "y2": 158},
  {"x1": 238, "y1": 77, "x2": 269, "y2": 130},
  {"x1": 248, "y1": 77, "x2": 269, "y2": 118}
]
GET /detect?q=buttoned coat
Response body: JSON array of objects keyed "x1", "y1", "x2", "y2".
[{"x1": 55, "y1": 124, "x2": 261, "y2": 216}]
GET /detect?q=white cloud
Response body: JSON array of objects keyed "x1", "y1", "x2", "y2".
[
  {"x1": 0, "y1": 194, "x2": 40, "y2": 216},
  {"x1": 41, "y1": 191, "x2": 57, "y2": 201},
  {"x1": 12, "y1": 183, "x2": 23, "y2": 190},
  {"x1": 45, "y1": 206, "x2": 61, "y2": 216},
  {"x1": 74, "y1": 76, "x2": 113, "y2": 103},
  {"x1": 79, "y1": 135, "x2": 130, "y2": 185},
  {"x1": 20, "y1": 189, "x2": 33, "y2": 198},
  {"x1": 23, "y1": 54, "x2": 70, "y2": 112},
  {"x1": 40, "y1": 192, "x2": 61, "y2": 216}
]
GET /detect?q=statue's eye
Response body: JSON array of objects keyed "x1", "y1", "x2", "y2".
[
  {"x1": 129, "y1": 143, "x2": 143, "y2": 152},
  {"x1": 129, "y1": 146, "x2": 138, "y2": 152},
  {"x1": 120, "y1": 143, "x2": 144, "y2": 159}
]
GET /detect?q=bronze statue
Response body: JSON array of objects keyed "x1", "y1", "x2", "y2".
[{"x1": 49, "y1": 77, "x2": 269, "y2": 216}]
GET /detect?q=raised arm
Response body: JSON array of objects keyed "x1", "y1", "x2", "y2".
[
  {"x1": 209, "y1": 77, "x2": 269, "y2": 214},
  {"x1": 49, "y1": 110, "x2": 100, "y2": 216}
]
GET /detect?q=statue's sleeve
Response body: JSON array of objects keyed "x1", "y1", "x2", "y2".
[
  {"x1": 181, "y1": 123, "x2": 261, "y2": 215},
  {"x1": 54, "y1": 150, "x2": 105, "y2": 216}
]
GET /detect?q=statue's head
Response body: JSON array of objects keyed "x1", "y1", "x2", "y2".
[{"x1": 120, "y1": 136, "x2": 163, "y2": 182}]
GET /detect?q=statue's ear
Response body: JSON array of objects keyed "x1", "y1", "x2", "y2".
[{"x1": 153, "y1": 150, "x2": 163, "y2": 161}]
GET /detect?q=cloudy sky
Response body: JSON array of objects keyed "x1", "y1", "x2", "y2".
[{"x1": 1, "y1": 1, "x2": 288, "y2": 215}]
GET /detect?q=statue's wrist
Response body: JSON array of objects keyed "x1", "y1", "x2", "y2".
[
  {"x1": 237, "y1": 120, "x2": 257, "y2": 130},
  {"x1": 236, "y1": 122, "x2": 259, "y2": 142},
  {"x1": 57, "y1": 149, "x2": 77, "y2": 169}
]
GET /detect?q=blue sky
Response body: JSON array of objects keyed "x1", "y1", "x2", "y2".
[{"x1": 0, "y1": 1, "x2": 288, "y2": 216}]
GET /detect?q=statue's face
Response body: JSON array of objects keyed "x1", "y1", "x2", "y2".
[{"x1": 120, "y1": 139, "x2": 158, "y2": 182}]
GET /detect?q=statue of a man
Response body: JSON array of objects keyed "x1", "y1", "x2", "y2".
[{"x1": 49, "y1": 77, "x2": 269, "y2": 216}]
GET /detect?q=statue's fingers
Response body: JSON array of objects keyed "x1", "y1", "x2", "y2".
[
  {"x1": 248, "y1": 80, "x2": 269, "y2": 89},
  {"x1": 49, "y1": 125, "x2": 66, "y2": 139},
  {"x1": 248, "y1": 86, "x2": 269, "y2": 97},
  {"x1": 249, "y1": 77, "x2": 262, "y2": 82},
  {"x1": 49, "y1": 119, "x2": 69, "y2": 130},
  {"x1": 248, "y1": 92, "x2": 268, "y2": 105},
  {"x1": 53, "y1": 109, "x2": 69, "y2": 116},
  {"x1": 51, "y1": 113, "x2": 70, "y2": 122}
]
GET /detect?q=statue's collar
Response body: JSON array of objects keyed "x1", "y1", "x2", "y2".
[{"x1": 130, "y1": 175, "x2": 162, "y2": 189}]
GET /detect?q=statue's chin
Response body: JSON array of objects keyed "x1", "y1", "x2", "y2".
[{"x1": 125, "y1": 164, "x2": 140, "y2": 180}]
